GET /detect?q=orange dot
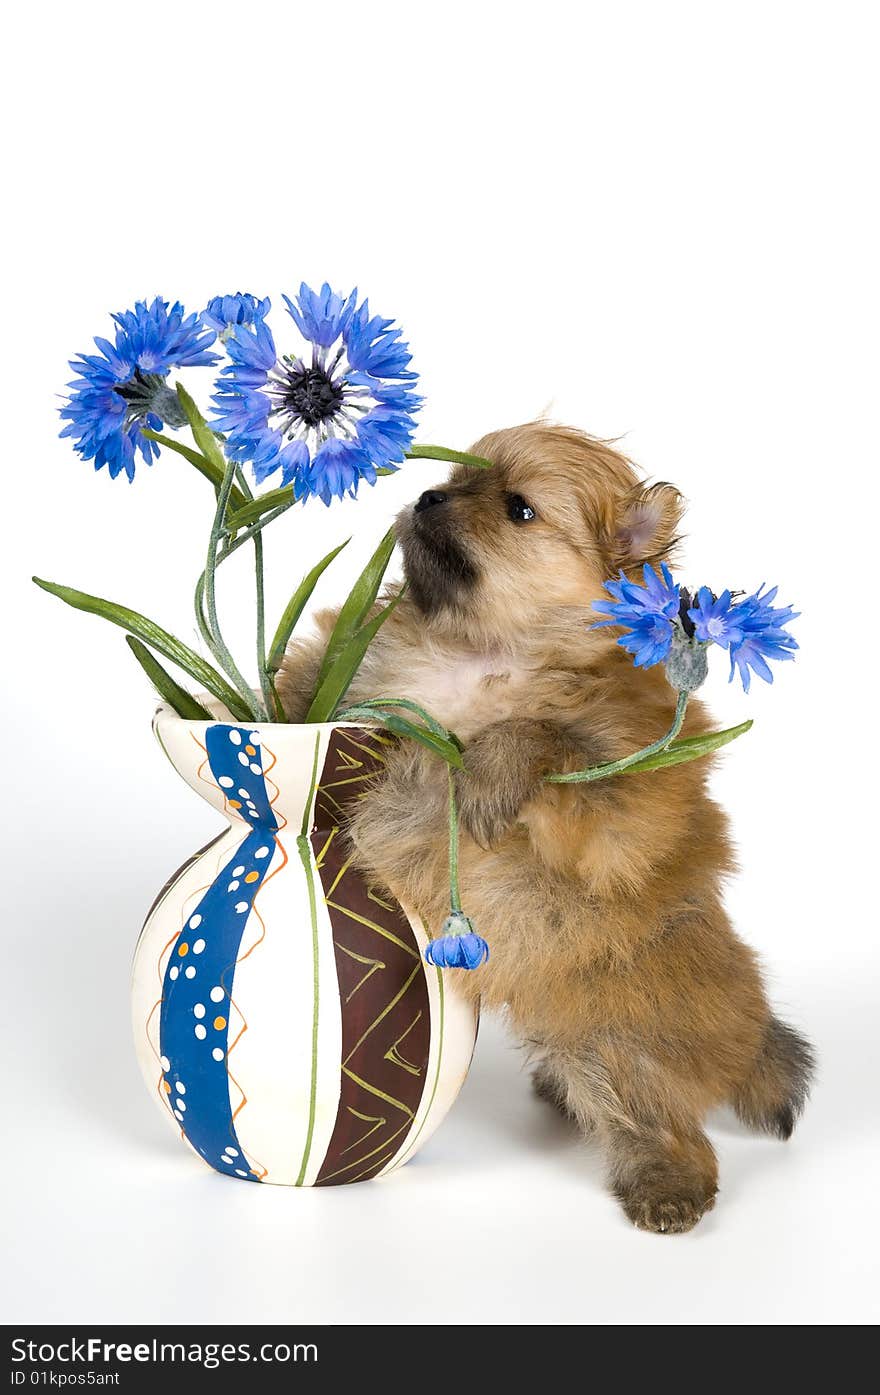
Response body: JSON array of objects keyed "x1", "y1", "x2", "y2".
[
  {"x1": 178, "y1": 943, "x2": 189, "y2": 956},
  {"x1": 228, "y1": 799, "x2": 242, "y2": 809},
  {"x1": 244, "y1": 871, "x2": 259, "y2": 883},
  {"x1": 213, "y1": 1015, "x2": 227, "y2": 1031},
  {"x1": 162, "y1": 1081, "x2": 172, "y2": 1093},
  {"x1": 245, "y1": 744, "x2": 255, "y2": 756}
]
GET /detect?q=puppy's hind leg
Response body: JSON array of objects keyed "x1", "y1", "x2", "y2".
[
  {"x1": 603, "y1": 1119, "x2": 718, "y2": 1235},
  {"x1": 732, "y1": 1015, "x2": 815, "y2": 1140},
  {"x1": 531, "y1": 1056, "x2": 579, "y2": 1123},
  {"x1": 543, "y1": 1043, "x2": 718, "y2": 1234}
]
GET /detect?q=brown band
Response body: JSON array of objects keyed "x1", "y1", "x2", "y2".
[{"x1": 312, "y1": 728, "x2": 430, "y2": 1186}]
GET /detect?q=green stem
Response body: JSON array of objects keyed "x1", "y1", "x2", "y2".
[
  {"x1": 193, "y1": 507, "x2": 291, "y2": 658},
  {"x1": 194, "y1": 574, "x2": 214, "y2": 655},
  {"x1": 195, "y1": 503, "x2": 294, "y2": 658},
  {"x1": 201, "y1": 456, "x2": 263, "y2": 719},
  {"x1": 545, "y1": 689, "x2": 690, "y2": 784},
  {"x1": 448, "y1": 765, "x2": 462, "y2": 912},
  {"x1": 232, "y1": 465, "x2": 275, "y2": 722},
  {"x1": 253, "y1": 525, "x2": 271, "y2": 708}
]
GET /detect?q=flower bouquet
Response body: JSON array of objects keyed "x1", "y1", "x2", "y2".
[{"x1": 37, "y1": 284, "x2": 799, "y2": 1186}]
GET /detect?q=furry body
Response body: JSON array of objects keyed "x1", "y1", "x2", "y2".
[{"x1": 278, "y1": 423, "x2": 813, "y2": 1232}]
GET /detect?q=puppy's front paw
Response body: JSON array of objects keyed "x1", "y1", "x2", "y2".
[
  {"x1": 617, "y1": 1181, "x2": 717, "y2": 1235},
  {"x1": 455, "y1": 764, "x2": 539, "y2": 848},
  {"x1": 455, "y1": 719, "x2": 567, "y2": 848}
]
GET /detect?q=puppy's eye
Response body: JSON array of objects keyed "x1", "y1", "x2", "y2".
[{"x1": 506, "y1": 493, "x2": 536, "y2": 524}]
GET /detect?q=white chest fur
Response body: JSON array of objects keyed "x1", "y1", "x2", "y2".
[{"x1": 387, "y1": 645, "x2": 534, "y2": 738}]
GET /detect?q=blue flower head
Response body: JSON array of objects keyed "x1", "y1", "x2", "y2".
[
  {"x1": 685, "y1": 584, "x2": 799, "y2": 691},
  {"x1": 203, "y1": 293, "x2": 271, "y2": 339},
  {"x1": 343, "y1": 300, "x2": 417, "y2": 378},
  {"x1": 60, "y1": 297, "x2": 218, "y2": 481},
  {"x1": 211, "y1": 282, "x2": 421, "y2": 503},
  {"x1": 726, "y1": 585, "x2": 799, "y2": 692},
  {"x1": 424, "y1": 913, "x2": 489, "y2": 971},
  {"x1": 687, "y1": 587, "x2": 741, "y2": 646},
  {"x1": 592, "y1": 563, "x2": 680, "y2": 668},
  {"x1": 282, "y1": 282, "x2": 357, "y2": 348},
  {"x1": 594, "y1": 564, "x2": 799, "y2": 694}
]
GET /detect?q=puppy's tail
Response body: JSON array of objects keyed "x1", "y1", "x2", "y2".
[{"x1": 732, "y1": 1015, "x2": 815, "y2": 1140}]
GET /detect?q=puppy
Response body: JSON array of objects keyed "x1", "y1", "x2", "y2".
[{"x1": 277, "y1": 422, "x2": 813, "y2": 1233}]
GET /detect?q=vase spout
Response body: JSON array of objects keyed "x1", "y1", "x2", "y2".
[{"x1": 152, "y1": 707, "x2": 336, "y2": 835}]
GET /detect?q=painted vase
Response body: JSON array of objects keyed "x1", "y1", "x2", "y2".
[{"x1": 132, "y1": 707, "x2": 478, "y2": 1186}]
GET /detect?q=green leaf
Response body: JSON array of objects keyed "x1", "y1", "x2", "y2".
[
  {"x1": 225, "y1": 445, "x2": 492, "y2": 530},
  {"x1": 267, "y1": 539, "x2": 350, "y2": 674},
  {"x1": 334, "y1": 705, "x2": 465, "y2": 768},
  {"x1": 224, "y1": 445, "x2": 492, "y2": 530},
  {"x1": 305, "y1": 593, "x2": 402, "y2": 723},
  {"x1": 311, "y1": 528, "x2": 397, "y2": 696},
  {"x1": 224, "y1": 446, "x2": 493, "y2": 528},
  {"x1": 125, "y1": 636, "x2": 213, "y2": 719},
  {"x1": 337, "y1": 697, "x2": 463, "y2": 750},
  {"x1": 612, "y1": 720, "x2": 754, "y2": 777},
  {"x1": 141, "y1": 429, "x2": 249, "y2": 513},
  {"x1": 268, "y1": 675, "x2": 286, "y2": 722},
  {"x1": 405, "y1": 444, "x2": 493, "y2": 470},
  {"x1": 32, "y1": 576, "x2": 256, "y2": 721},
  {"x1": 227, "y1": 485, "x2": 295, "y2": 532},
  {"x1": 175, "y1": 383, "x2": 230, "y2": 476}
]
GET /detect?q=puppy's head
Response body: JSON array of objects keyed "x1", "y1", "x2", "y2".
[{"x1": 396, "y1": 422, "x2": 685, "y2": 646}]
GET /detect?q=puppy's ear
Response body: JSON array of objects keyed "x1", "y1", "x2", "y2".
[{"x1": 609, "y1": 481, "x2": 685, "y2": 570}]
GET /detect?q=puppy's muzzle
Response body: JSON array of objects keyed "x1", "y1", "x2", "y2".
[
  {"x1": 397, "y1": 492, "x2": 478, "y2": 616},
  {"x1": 414, "y1": 489, "x2": 449, "y2": 513}
]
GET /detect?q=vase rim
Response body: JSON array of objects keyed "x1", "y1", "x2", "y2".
[{"x1": 153, "y1": 703, "x2": 376, "y2": 733}]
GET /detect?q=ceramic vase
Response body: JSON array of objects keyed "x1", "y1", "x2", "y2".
[{"x1": 132, "y1": 708, "x2": 478, "y2": 1185}]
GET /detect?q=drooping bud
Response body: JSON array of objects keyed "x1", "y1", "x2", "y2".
[
  {"x1": 664, "y1": 626, "x2": 709, "y2": 692},
  {"x1": 424, "y1": 911, "x2": 490, "y2": 970}
]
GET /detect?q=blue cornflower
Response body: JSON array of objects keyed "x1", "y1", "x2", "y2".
[
  {"x1": 60, "y1": 298, "x2": 218, "y2": 481},
  {"x1": 211, "y1": 282, "x2": 420, "y2": 503},
  {"x1": 618, "y1": 613, "x2": 678, "y2": 668},
  {"x1": 343, "y1": 300, "x2": 417, "y2": 377},
  {"x1": 424, "y1": 913, "x2": 489, "y2": 971},
  {"x1": 727, "y1": 585, "x2": 799, "y2": 692},
  {"x1": 594, "y1": 564, "x2": 799, "y2": 694},
  {"x1": 592, "y1": 563, "x2": 681, "y2": 668},
  {"x1": 687, "y1": 587, "x2": 742, "y2": 646},
  {"x1": 305, "y1": 438, "x2": 377, "y2": 507},
  {"x1": 203, "y1": 293, "x2": 271, "y2": 339},
  {"x1": 282, "y1": 282, "x2": 357, "y2": 347}
]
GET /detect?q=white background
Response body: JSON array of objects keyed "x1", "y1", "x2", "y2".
[{"x1": 3, "y1": 0, "x2": 878, "y2": 1326}]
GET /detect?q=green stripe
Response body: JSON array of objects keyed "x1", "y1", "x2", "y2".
[
  {"x1": 294, "y1": 732, "x2": 324, "y2": 1187},
  {"x1": 300, "y1": 730, "x2": 323, "y2": 838}
]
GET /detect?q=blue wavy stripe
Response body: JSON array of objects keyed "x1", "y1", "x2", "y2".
[{"x1": 158, "y1": 725, "x2": 279, "y2": 1182}]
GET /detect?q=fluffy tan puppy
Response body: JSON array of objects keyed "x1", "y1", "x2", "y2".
[{"x1": 277, "y1": 422, "x2": 813, "y2": 1233}]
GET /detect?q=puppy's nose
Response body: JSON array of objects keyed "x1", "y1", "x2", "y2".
[{"x1": 414, "y1": 489, "x2": 449, "y2": 513}]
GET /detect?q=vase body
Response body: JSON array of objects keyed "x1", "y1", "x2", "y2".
[{"x1": 132, "y1": 708, "x2": 478, "y2": 1186}]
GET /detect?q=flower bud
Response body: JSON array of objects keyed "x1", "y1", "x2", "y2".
[
  {"x1": 664, "y1": 628, "x2": 709, "y2": 692},
  {"x1": 424, "y1": 912, "x2": 490, "y2": 970}
]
